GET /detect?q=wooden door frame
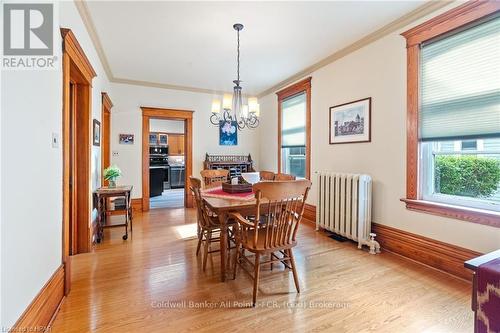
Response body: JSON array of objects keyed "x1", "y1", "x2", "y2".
[
  {"x1": 141, "y1": 107, "x2": 194, "y2": 211},
  {"x1": 61, "y1": 28, "x2": 96, "y2": 295},
  {"x1": 101, "y1": 92, "x2": 113, "y2": 185}
]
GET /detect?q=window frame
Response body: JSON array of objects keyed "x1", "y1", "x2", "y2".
[
  {"x1": 277, "y1": 77, "x2": 312, "y2": 180},
  {"x1": 401, "y1": 1, "x2": 500, "y2": 228}
]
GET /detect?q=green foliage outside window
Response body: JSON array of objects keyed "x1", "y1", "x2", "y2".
[{"x1": 435, "y1": 155, "x2": 500, "y2": 198}]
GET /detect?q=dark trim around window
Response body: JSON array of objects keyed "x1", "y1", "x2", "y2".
[
  {"x1": 401, "y1": 0, "x2": 500, "y2": 227},
  {"x1": 276, "y1": 77, "x2": 312, "y2": 180}
]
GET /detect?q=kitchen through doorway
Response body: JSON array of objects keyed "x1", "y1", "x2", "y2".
[{"x1": 149, "y1": 118, "x2": 186, "y2": 209}]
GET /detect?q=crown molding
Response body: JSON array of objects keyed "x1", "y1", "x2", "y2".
[
  {"x1": 75, "y1": 0, "x2": 452, "y2": 98},
  {"x1": 256, "y1": 1, "x2": 453, "y2": 98},
  {"x1": 111, "y1": 77, "x2": 237, "y2": 96},
  {"x1": 74, "y1": 0, "x2": 113, "y2": 81}
]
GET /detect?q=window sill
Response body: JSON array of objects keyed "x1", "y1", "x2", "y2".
[{"x1": 400, "y1": 198, "x2": 500, "y2": 228}]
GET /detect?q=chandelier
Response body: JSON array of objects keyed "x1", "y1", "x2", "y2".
[{"x1": 210, "y1": 23, "x2": 259, "y2": 130}]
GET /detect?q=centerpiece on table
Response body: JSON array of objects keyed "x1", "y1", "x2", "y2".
[
  {"x1": 222, "y1": 175, "x2": 253, "y2": 193},
  {"x1": 103, "y1": 165, "x2": 122, "y2": 188}
]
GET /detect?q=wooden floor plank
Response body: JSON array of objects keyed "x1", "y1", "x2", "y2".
[{"x1": 50, "y1": 208, "x2": 473, "y2": 332}]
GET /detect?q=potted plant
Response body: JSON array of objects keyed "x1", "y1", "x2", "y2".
[{"x1": 103, "y1": 165, "x2": 122, "y2": 188}]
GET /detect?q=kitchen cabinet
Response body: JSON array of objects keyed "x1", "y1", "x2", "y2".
[{"x1": 168, "y1": 134, "x2": 184, "y2": 155}]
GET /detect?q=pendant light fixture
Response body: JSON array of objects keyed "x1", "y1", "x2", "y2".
[{"x1": 210, "y1": 23, "x2": 260, "y2": 130}]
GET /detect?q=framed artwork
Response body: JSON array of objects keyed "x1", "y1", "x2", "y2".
[
  {"x1": 93, "y1": 119, "x2": 101, "y2": 146},
  {"x1": 329, "y1": 97, "x2": 371, "y2": 144},
  {"x1": 219, "y1": 121, "x2": 238, "y2": 146},
  {"x1": 149, "y1": 133, "x2": 158, "y2": 145},
  {"x1": 119, "y1": 134, "x2": 134, "y2": 145}
]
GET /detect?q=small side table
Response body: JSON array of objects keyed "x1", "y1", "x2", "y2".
[{"x1": 94, "y1": 185, "x2": 133, "y2": 242}]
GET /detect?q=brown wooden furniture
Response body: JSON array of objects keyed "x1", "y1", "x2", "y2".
[
  {"x1": 169, "y1": 134, "x2": 185, "y2": 155},
  {"x1": 229, "y1": 180, "x2": 311, "y2": 306},
  {"x1": 274, "y1": 173, "x2": 296, "y2": 181},
  {"x1": 204, "y1": 154, "x2": 255, "y2": 178},
  {"x1": 94, "y1": 186, "x2": 133, "y2": 242},
  {"x1": 259, "y1": 171, "x2": 276, "y2": 181},
  {"x1": 200, "y1": 169, "x2": 230, "y2": 189},
  {"x1": 203, "y1": 195, "x2": 271, "y2": 282},
  {"x1": 190, "y1": 177, "x2": 234, "y2": 270},
  {"x1": 465, "y1": 249, "x2": 500, "y2": 333}
]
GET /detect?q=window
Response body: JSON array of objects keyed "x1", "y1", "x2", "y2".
[
  {"x1": 419, "y1": 17, "x2": 500, "y2": 212},
  {"x1": 402, "y1": 2, "x2": 500, "y2": 226},
  {"x1": 281, "y1": 93, "x2": 306, "y2": 178},
  {"x1": 277, "y1": 78, "x2": 311, "y2": 179}
]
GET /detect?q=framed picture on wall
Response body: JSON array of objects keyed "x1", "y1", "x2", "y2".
[
  {"x1": 93, "y1": 119, "x2": 101, "y2": 146},
  {"x1": 119, "y1": 134, "x2": 134, "y2": 145},
  {"x1": 329, "y1": 97, "x2": 371, "y2": 144},
  {"x1": 219, "y1": 121, "x2": 238, "y2": 146}
]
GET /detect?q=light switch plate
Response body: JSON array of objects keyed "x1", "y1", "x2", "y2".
[{"x1": 52, "y1": 133, "x2": 59, "y2": 148}]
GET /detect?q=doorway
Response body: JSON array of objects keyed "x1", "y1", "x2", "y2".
[
  {"x1": 141, "y1": 107, "x2": 194, "y2": 211},
  {"x1": 149, "y1": 119, "x2": 185, "y2": 209},
  {"x1": 101, "y1": 93, "x2": 113, "y2": 185},
  {"x1": 61, "y1": 28, "x2": 96, "y2": 294}
]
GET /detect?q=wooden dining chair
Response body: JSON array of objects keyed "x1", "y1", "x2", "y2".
[
  {"x1": 190, "y1": 177, "x2": 234, "y2": 270},
  {"x1": 200, "y1": 169, "x2": 230, "y2": 188},
  {"x1": 274, "y1": 173, "x2": 296, "y2": 181},
  {"x1": 230, "y1": 179, "x2": 311, "y2": 306},
  {"x1": 259, "y1": 171, "x2": 276, "y2": 181}
]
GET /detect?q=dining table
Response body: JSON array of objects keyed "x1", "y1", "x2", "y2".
[{"x1": 202, "y1": 187, "x2": 268, "y2": 282}]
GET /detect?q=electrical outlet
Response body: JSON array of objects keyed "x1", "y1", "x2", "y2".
[
  {"x1": 52, "y1": 133, "x2": 59, "y2": 148},
  {"x1": 112, "y1": 151, "x2": 119, "y2": 157}
]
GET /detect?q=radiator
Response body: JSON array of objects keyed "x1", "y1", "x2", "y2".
[{"x1": 315, "y1": 171, "x2": 379, "y2": 253}]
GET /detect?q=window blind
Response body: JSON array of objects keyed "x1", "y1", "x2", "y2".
[
  {"x1": 281, "y1": 92, "x2": 306, "y2": 147},
  {"x1": 420, "y1": 16, "x2": 500, "y2": 142}
]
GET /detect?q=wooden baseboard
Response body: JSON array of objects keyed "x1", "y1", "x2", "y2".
[
  {"x1": 301, "y1": 204, "x2": 480, "y2": 281},
  {"x1": 131, "y1": 198, "x2": 143, "y2": 212},
  {"x1": 11, "y1": 265, "x2": 65, "y2": 332},
  {"x1": 303, "y1": 203, "x2": 316, "y2": 225},
  {"x1": 372, "y1": 223, "x2": 480, "y2": 281}
]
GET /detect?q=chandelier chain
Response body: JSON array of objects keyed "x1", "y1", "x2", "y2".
[{"x1": 236, "y1": 28, "x2": 240, "y2": 83}]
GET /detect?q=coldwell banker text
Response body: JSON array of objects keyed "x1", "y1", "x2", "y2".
[{"x1": 2, "y1": 3, "x2": 57, "y2": 69}]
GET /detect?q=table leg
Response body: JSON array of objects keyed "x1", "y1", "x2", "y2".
[{"x1": 218, "y1": 211, "x2": 228, "y2": 282}]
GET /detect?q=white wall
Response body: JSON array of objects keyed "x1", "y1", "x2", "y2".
[
  {"x1": 258, "y1": 3, "x2": 500, "y2": 253},
  {"x1": 1, "y1": 1, "x2": 112, "y2": 328},
  {"x1": 110, "y1": 83, "x2": 260, "y2": 198},
  {"x1": 150, "y1": 119, "x2": 184, "y2": 134}
]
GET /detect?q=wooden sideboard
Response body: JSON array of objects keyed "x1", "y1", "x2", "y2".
[{"x1": 203, "y1": 154, "x2": 254, "y2": 178}]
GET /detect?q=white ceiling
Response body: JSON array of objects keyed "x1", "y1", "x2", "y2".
[{"x1": 86, "y1": 1, "x2": 426, "y2": 95}]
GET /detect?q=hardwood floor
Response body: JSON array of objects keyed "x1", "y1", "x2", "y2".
[{"x1": 50, "y1": 208, "x2": 473, "y2": 332}]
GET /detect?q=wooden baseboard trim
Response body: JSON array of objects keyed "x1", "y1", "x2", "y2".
[
  {"x1": 131, "y1": 198, "x2": 143, "y2": 212},
  {"x1": 372, "y1": 223, "x2": 480, "y2": 281},
  {"x1": 11, "y1": 265, "x2": 65, "y2": 332},
  {"x1": 301, "y1": 204, "x2": 481, "y2": 280},
  {"x1": 303, "y1": 203, "x2": 316, "y2": 225}
]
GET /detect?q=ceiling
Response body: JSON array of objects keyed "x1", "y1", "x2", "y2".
[{"x1": 85, "y1": 1, "x2": 427, "y2": 96}]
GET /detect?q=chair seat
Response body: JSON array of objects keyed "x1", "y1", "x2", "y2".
[{"x1": 240, "y1": 227, "x2": 296, "y2": 252}]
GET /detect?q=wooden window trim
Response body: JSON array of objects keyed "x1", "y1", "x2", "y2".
[
  {"x1": 401, "y1": 1, "x2": 500, "y2": 228},
  {"x1": 276, "y1": 77, "x2": 312, "y2": 180}
]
